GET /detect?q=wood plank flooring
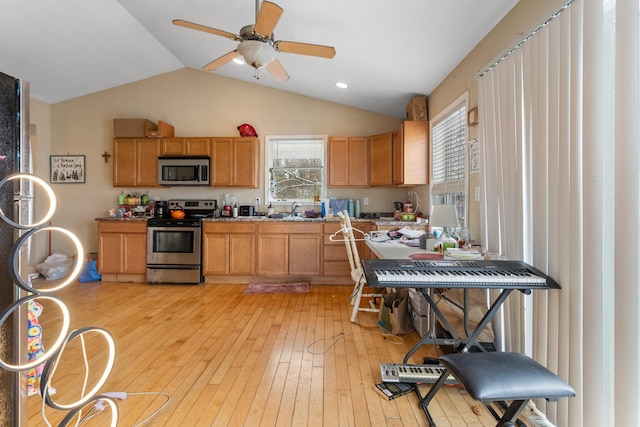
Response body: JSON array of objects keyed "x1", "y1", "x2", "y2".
[{"x1": 26, "y1": 281, "x2": 532, "y2": 426}]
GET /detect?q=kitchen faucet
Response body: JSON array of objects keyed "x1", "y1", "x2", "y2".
[{"x1": 291, "y1": 201, "x2": 302, "y2": 216}]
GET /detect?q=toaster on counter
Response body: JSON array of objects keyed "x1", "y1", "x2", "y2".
[{"x1": 239, "y1": 205, "x2": 255, "y2": 216}]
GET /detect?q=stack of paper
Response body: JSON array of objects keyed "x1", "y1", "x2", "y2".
[{"x1": 444, "y1": 248, "x2": 482, "y2": 260}]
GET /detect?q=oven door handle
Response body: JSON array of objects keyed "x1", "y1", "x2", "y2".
[
  {"x1": 148, "y1": 226, "x2": 199, "y2": 232},
  {"x1": 147, "y1": 265, "x2": 200, "y2": 270}
]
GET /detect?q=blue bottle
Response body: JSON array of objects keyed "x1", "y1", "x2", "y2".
[{"x1": 321, "y1": 201, "x2": 326, "y2": 218}]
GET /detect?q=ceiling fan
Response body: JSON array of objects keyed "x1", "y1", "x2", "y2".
[{"x1": 173, "y1": 0, "x2": 336, "y2": 82}]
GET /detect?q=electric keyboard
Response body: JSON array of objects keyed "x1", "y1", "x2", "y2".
[
  {"x1": 380, "y1": 363, "x2": 458, "y2": 384},
  {"x1": 363, "y1": 259, "x2": 560, "y2": 290}
]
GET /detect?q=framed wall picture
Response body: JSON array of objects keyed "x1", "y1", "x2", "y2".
[
  {"x1": 50, "y1": 155, "x2": 85, "y2": 183},
  {"x1": 467, "y1": 107, "x2": 478, "y2": 126}
]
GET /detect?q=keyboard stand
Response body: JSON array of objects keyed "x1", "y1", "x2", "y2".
[
  {"x1": 361, "y1": 258, "x2": 558, "y2": 362},
  {"x1": 402, "y1": 287, "x2": 522, "y2": 363}
]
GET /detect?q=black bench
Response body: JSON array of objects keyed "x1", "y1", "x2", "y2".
[{"x1": 418, "y1": 352, "x2": 575, "y2": 427}]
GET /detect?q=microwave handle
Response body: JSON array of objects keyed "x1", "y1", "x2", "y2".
[{"x1": 199, "y1": 164, "x2": 208, "y2": 183}]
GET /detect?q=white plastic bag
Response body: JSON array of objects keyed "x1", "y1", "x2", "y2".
[{"x1": 36, "y1": 253, "x2": 72, "y2": 280}]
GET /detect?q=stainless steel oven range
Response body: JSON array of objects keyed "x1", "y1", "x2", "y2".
[{"x1": 146, "y1": 199, "x2": 217, "y2": 284}]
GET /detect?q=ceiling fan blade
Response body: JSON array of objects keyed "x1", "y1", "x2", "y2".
[
  {"x1": 276, "y1": 41, "x2": 336, "y2": 58},
  {"x1": 266, "y1": 59, "x2": 290, "y2": 82},
  {"x1": 173, "y1": 19, "x2": 239, "y2": 41},
  {"x1": 203, "y1": 51, "x2": 241, "y2": 71},
  {"x1": 254, "y1": 1, "x2": 283, "y2": 37}
]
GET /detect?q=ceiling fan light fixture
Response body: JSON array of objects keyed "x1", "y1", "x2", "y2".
[{"x1": 238, "y1": 40, "x2": 276, "y2": 69}]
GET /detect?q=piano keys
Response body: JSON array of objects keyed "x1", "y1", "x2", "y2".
[
  {"x1": 380, "y1": 363, "x2": 458, "y2": 384},
  {"x1": 363, "y1": 259, "x2": 560, "y2": 290}
]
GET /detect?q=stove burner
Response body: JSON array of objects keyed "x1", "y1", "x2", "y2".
[{"x1": 162, "y1": 199, "x2": 218, "y2": 220}]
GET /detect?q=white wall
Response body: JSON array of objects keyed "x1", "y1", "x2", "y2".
[{"x1": 30, "y1": 68, "x2": 412, "y2": 256}]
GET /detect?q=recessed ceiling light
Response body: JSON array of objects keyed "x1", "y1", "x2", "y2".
[
  {"x1": 232, "y1": 57, "x2": 244, "y2": 65},
  {"x1": 336, "y1": 82, "x2": 348, "y2": 89}
]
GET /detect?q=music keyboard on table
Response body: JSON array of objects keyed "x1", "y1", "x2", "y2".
[
  {"x1": 380, "y1": 363, "x2": 458, "y2": 384},
  {"x1": 363, "y1": 259, "x2": 560, "y2": 290}
]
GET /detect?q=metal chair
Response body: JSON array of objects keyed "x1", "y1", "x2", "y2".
[{"x1": 337, "y1": 211, "x2": 381, "y2": 322}]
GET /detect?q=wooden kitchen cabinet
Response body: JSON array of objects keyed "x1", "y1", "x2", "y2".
[
  {"x1": 256, "y1": 222, "x2": 322, "y2": 275},
  {"x1": 97, "y1": 221, "x2": 147, "y2": 276},
  {"x1": 202, "y1": 222, "x2": 256, "y2": 275},
  {"x1": 256, "y1": 234, "x2": 289, "y2": 275},
  {"x1": 368, "y1": 132, "x2": 393, "y2": 186},
  {"x1": 328, "y1": 136, "x2": 369, "y2": 187},
  {"x1": 160, "y1": 138, "x2": 211, "y2": 156},
  {"x1": 113, "y1": 138, "x2": 159, "y2": 187},
  {"x1": 211, "y1": 137, "x2": 258, "y2": 187},
  {"x1": 393, "y1": 121, "x2": 429, "y2": 186}
]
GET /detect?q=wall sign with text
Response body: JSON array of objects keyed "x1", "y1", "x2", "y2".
[{"x1": 50, "y1": 155, "x2": 85, "y2": 183}]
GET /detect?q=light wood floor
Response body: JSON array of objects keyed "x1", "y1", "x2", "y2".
[{"x1": 26, "y1": 281, "x2": 533, "y2": 426}]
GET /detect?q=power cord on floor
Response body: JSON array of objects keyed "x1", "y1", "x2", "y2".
[
  {"x1": 91, "y1": 391, "x2": 172, "y2": 427},
  {"x1": 47, "y1": 390, "x2": 171, "y2": 426},
  {"x1": 307, "y1": 329, "x2": 404, "y2": 355},
  {"x1": 36, "y1": 330, "x2": 171, "y2": 426}
]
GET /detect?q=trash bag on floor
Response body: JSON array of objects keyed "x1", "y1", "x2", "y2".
[
  {"x1": 36, "y1": 253, "x2": 72, "y2": 280},
  {"x1": 79, "y1": 259, "x2": 101, "y2": 283}
]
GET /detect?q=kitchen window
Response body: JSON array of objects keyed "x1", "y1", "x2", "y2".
[
  {"x1": 430, "y1": 93, "x2": 468, "y2": 227},
  {"x1": 266, "y1": 135, "x2": 326, "y2": 204}
]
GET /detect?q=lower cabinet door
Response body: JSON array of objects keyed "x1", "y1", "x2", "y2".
[
  {"x1": 98, "y1": 233, "x2": 124, "y2": 274},
  {"x1": 203, "y1": 234, "x2": 230, "y2": 275},
  {"x1": 229, "y1": 235, "x2": 255, "y2": 275},
  {"x1": 123, "y1": 233, "x2": 148, "y2": 274},
  {"x1": 257, "y1": 235, "x2": 288, "y2": 275},
  {"x1": 289, "y1": 235, "x2": 321, "y2": 275}
]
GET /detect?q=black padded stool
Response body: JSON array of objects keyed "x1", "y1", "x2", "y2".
[{"x1": 419, "y1": 352, "x2": 575, "y2": 427}]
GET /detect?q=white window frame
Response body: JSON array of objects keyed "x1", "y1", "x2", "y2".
[
  {"x1": 429, "y1": 92, "x2": 469, "y2": 227},
  {"x1": 265, "y1": 135, "x2": 327, "y2": 205}
]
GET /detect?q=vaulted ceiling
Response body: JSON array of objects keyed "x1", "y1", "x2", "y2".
[{"x1": 1, "y1": 0, "x2": 518, "y2": 118}]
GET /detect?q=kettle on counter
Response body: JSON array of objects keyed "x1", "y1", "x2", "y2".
[{"x1": 171, "y1": 206, "x2": 185, "y2": 219}]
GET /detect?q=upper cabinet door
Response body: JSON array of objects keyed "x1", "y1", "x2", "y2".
[
  {"x1": 233, "y1": 137, "x2": 258, "y2": 187},
  {"x1": 328, "y1": 137, "x2": 349, "y2": 186},
  {"x1": 136, "y1": 139, "x2": 160, "y2": 187},
  {"x1": 349, "y1": 136, "x2": 369, "y2": 186},
  {"x1": 368, "y1": 132, "x2": 393, "y2": 186},
  {"x1": 160, "y1": 138, "x2": 187, "y2": 156},
  {"x1": 113, "y1": 138, "x2": 137, "y2": 187},
  {"x1": 211, "y1": 137, "x2": 258, "y2": 187},
  {"x1": 394, "y1": 121, "x2": 429, "y2": 186},
  {"x1": 211, "y1": 137, "x2": 234, "y2": 186},
  {"x1": 185, "y1": 138, "x2": 211, "y2": 156},
  {"x1": 113, "y1": 138, "x2": 159, "y2": 187},
  {"x1": 328, "y1": 136, "x2": 369, "y2": 187}
]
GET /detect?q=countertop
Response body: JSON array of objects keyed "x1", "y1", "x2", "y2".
[{"x1": 95, "y1": 216, "x2": 426, "y2": 227}]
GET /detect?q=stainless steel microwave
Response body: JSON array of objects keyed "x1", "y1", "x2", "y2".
[{"x1": 158, "y1": 157, "x2": 210, "y2": 186}]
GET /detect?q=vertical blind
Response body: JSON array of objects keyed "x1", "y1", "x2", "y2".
[
  {"x1": 431, "y1": 101, "x2": 467, "y2": 195},
  {"x1": 477, "y1": 0, "x2": 639, "y2": 426}
]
